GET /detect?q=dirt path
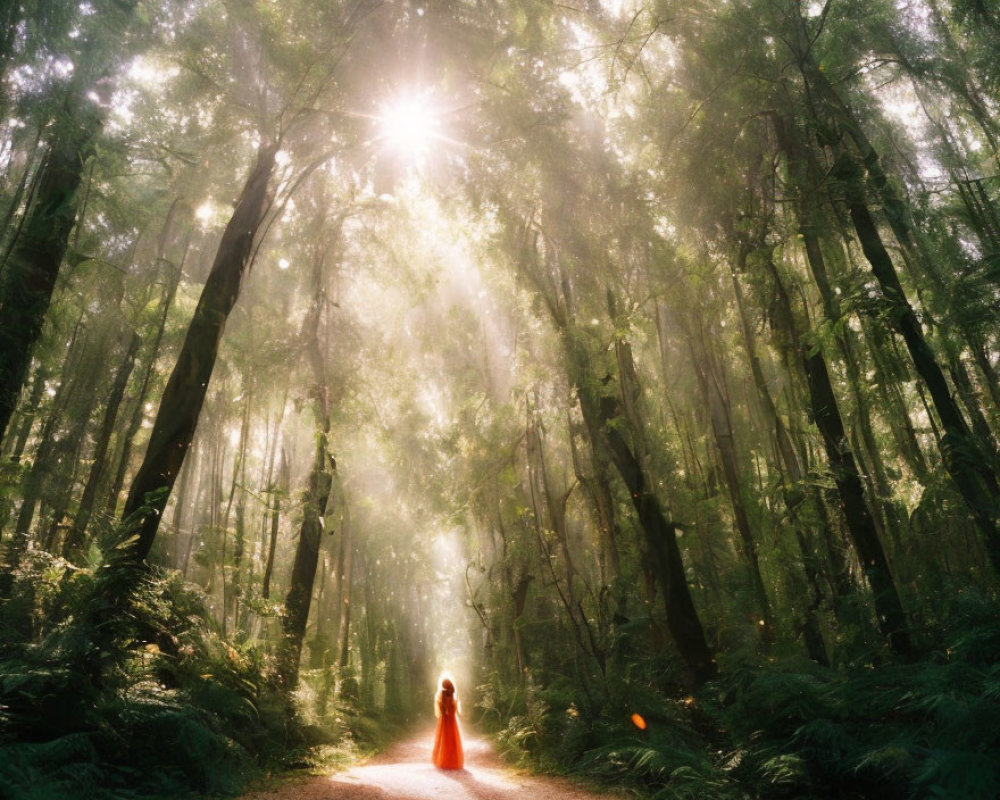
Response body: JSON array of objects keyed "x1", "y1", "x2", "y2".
[{"x1": 242, "y1": 728, "x2": 621, "y2": 800}]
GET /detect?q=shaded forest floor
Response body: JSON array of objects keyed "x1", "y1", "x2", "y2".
[{"x1": 242, "y1": 728, "x2": 624, "y2": 800}]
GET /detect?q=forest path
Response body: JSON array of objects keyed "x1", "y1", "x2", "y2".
[{"x1": 242, "y1": 728, "x2": 623, "y2": 800}]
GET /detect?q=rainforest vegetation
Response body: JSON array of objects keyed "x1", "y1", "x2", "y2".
[{"x1": 1, "y1": 0, "x2": 999, "y2": 798}]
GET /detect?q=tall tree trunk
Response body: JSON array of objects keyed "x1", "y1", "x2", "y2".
[
  {"x1": 728, "y1": 262, "x2": 828, "y2": 663},
  {"x1": 511, "y1": 571, "x2": 532, "y2": 679},
  {"x1": 64, "y1": 331, "x2": 141, "y2": 558},
  {"x1": 104, "y1": 229, "x2": 189, "y2": 516},
  {"x1": 788, "y1": 37, "x2": 1000, "y2": 556},
  {"x1": 0, "y1": 127, "x2": 45, "y2": 274},
  {"x1": 336, "y1": 506, "x2": 354, "y2": 674},
  {"x1": 601, "y1": 329, "x2": 716, "y2": 683},
  {"x1": 568, "y1": 420, "x2": 621, "y2": 585},
  {"x1": 755, "y1": 193, "x2": 913, "y2": 656},
  {"x1": 277, "y1": 429, "x2": 333, "y2": 689},
  {"x1": 593, "y1": 397, "x2": 716, "y2": 683},
  {"x1": 658, "y1": 311, "x2": 728, "y2": 610},
  {"x1": 230, "y1": 399, "x2": 251, "y2": 634},
  {"x1": 525, "y1": 405, "x2": 600, "y2": 673},
  {"x1": 0, "y1": 336, "x2": 97, "y2": 591},
  {"x1": 359, "y1": 557, "x2": 378, "y2": 709},
  {"x1": 259, "y1": 391, "x2": 288, "y2": 599},
  {"x1": 219, "y1": 394, "x2": 250, "y2": 634},
  {"x1": 862, "y1": 317, "x2": 930, "y2": 482},
  {"x1": 686, "y1": 326, "x2": 772, "y2": 635},
  {"x1": 169, "y1": 438, "x2": 196, "y2": 570},
  {"x1": 839, "y1": 332, "x2": 905, "y2": 545},
  {"x1": 0, "y1": 80, "x2": 109, "y2": 442},
  {"x1": 835, "y1": 153, "x2": 1000, "y2": 563},
  {"x1": 495, "y1": 510, "x2": 531, "y2": 683},
  {"x1": 13, "y1": 323, "x2": 105, "y2": 543},
  {"x1": 261, "y1": 448, "x2": 286, "y2": 600},
  {"x1": 516, "y1": 229, "x2": 715, "y2": 685},
  {"x1": 120, "y1": 143, "x2": 276, "y2": 562},
  {"x1": 181, "y1": 442, "x2": 206, "y2": 578},
  {"x1": 3, "y1": 361, "x2": 48, "y2": 465},
  {"x1": 276, "y1": 249, "x2": 335, "y2": 690}
]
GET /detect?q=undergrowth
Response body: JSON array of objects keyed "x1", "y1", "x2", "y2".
[
  {"x1": 0, "y1": 535, "x2": 365, "y2": 799},
  {"x1": 484, "y1": 591, "x2": 1000, "y2": 800}
]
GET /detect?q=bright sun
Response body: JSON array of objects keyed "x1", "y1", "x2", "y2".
[{"x1": 377, "y1": 94, "x2": 442, "y2": 159}]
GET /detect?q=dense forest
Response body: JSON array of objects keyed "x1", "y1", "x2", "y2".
[{"x1": 0, "y1": 0, "x2": 999, "y2": 797}]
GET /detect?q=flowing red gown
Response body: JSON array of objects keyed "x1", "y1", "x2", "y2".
[{"x1": 432, "y1": 693, "x2": 463, "y2": 770}]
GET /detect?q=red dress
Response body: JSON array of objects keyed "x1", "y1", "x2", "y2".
[{"x1": 432, "y1": 692, "x2": 463, "y2": 770}]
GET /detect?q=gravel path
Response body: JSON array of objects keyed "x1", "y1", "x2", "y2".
[{"x1": 242, "y1": 728, "x2": 621, "y2": 800}]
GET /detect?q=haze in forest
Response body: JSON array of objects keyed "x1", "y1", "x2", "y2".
[{"x1": 0, "y1": 1, "x2": 999, "y2": 798}]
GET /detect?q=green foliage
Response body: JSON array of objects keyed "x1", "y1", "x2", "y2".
[
  {"x1": 709, "y1": 606, "x2": 1000, "y2": 799},
  {"x1": 0, "y1": 541, "x2": 312, "y2": 799},
  {"x1": 485, "y1": 665, "x2": 747, "y2": 798},
  {"x1": 483, "y1": 599, "x2": 1000, "y2": 800}
]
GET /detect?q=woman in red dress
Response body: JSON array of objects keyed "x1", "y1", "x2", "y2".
[{"x1": 431, "y1": 677, "x2": 463, "y2": 770}]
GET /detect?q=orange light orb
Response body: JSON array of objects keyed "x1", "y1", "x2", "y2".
[{"x1": 630, "y1": 713, "x2": 647, "y2": 730}]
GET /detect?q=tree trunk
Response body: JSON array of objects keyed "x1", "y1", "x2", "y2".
[
  {"x1": 13, "y1": 323, "x2": 104, "y2": 543},
  {"x1": 261, "y1": 449, "x2": 285, "y2": 600},
  {"x1": 599, "y1": 330, "x2": 716, "y2": 682},
  {"x1": 862, "y1": 317, "x2": 930, "y2": 482},
  {"x1": 512, "y1": 572, "x2": 532, "y2": 678},
  {"x1": 0, "y1": 127, "x2": 45, "y2": 275},
  {"x1": 836, "y1": 154, "x2": 1000, "y2": 563},
  {"x1": 753, "y1": 163, "x2": 913, "y2": 655},
  {"x1": 686, "y1": 327, "x2": 772, "y2": 634},
  {"x1": 728, "y1": 262, "x2": 827, "y2": 663},
  {"x1": 120, "y1": 143, "x2": 276, "y2": 562},
  {"x1": 259, "y1": 392, "x2": 288, "y2": 599},
  {"x1": 525, "y1": 401, "x2": 590, "y2": 664},
  {"x1": 231, "y1": 405, "x2": 250, "y2": 634},
  {"x1": 64, "y1": 331, "x2": 142, "y2": 558},
  {"x1": 4, "y1": 361, "x2": 48, "y2": 465},
  {"x1": 104, "y1": 230, "x2": 189, "y2": 516},
  {"x1": 169, "y1": 438, "x2": 196, "y2": 570},
  {"x1": 598, "y1": 408, "x2": 716, "y2": 682},
  {"x1": 181, "y1": 442, "x2": 206, "y2": 578},
  {"x1": 516, "y1": 229, "x2": 715, "y2": 685},
  {"x1": 277, "y1": 248, "x2": 336, "y2": 690},
  {"x1": 789, "y1": 40, "x2": 1000, "y2": 557},
  {"x1": 568, "y1": 419, "x2": 621, "y2": 585},
  {"x1": 276, "y1": 428, "x2": 333, "y2": 689},
  {"x1": 0, "y1": 81, "x2": 107, "y2": 442},
  {"x1": 219, "y1": 394, "x2": 250, "y2": 634},
  {"x1": 336, "y1": 506, "x2": 354, "y2": 674}
]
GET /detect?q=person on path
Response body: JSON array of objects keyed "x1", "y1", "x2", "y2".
[{"x1": 431, "y1": 677, "x2": 463, "y2": 770}]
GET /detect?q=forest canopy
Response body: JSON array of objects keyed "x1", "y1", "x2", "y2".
[{"x1": 0, "y1": 0, "x2": 999, "y2": 798}]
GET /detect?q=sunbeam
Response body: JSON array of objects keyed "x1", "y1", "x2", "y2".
[{"x1": 378, "y1": 93, "x2": 443, "y2": 158}]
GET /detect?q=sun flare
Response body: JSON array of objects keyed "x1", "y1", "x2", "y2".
[{"x1": 377, "y1": 93, "x2": 443, "y2": 158}]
